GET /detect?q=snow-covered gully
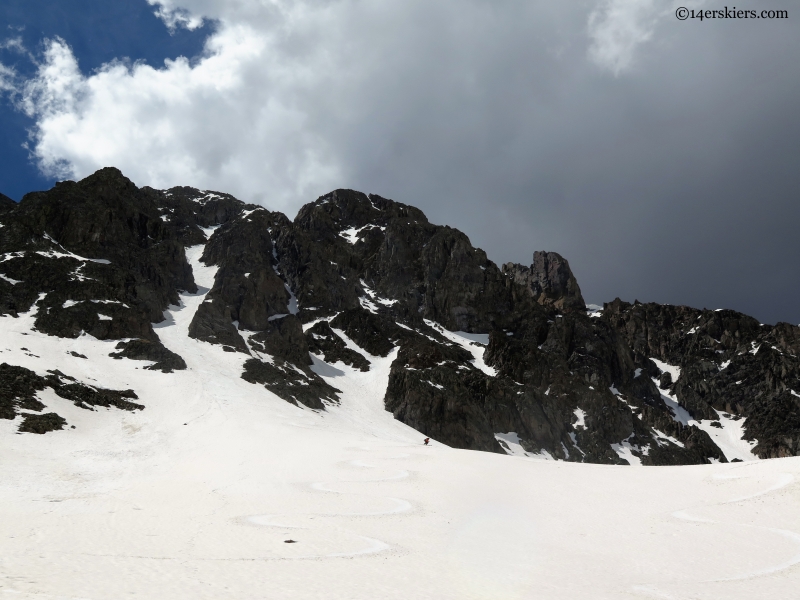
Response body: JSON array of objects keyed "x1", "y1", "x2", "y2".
[{"x1": 3, "y1": 221, "x2": 800, "y2": 599}]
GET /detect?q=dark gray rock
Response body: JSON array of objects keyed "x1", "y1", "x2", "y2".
[
  {"x1": 237, "y1": 314, "x2": 342, "y2": 409},
  {"x1": 188, "y1": 296, "x2": 250, "y2": 353},
  {"x1": 5, "y1": 170, "x2": 796, "y2": 464},
  {"x1": 305, "y1": 321, "x2": 370, "y2": 372},
  {"x1": 241, "y1": 358, "x2": 338, "y2": 410},
  {"x1": 110, "y1": 339, "x2": 187, "y2": 372},
  {"x1": 273, "y1": 189, "x2": 529, "y2": 332},
  {"x1": 1, "y1": 362, "x2": 143, "y2": 434},
  {"x1": 0, "y1": 363, "x2": 47, "y2": 419},
  {"x1": 188, "y1": 208, "x2": 292, "y2": 351},
  {"x1": 0, "y1": 192, "x2": 15, "y2": 213},
  {"x1": 386, "y1": 363, "x2": 504, "y2": 453},
  {"x1": 503, "y1": 251, "x2": 586, "y2": 312},
  {"x1": 18, "y1": 412, "x2": 67, "y2": 434},
  {"x1": 329, "y1": 309, "x2": 397, "y2": 357},
  {"x1": 200, "y1": 209, "x2": 291, "y2": 329},
  {"x1": 46, "y1": 369, "x2": 143, "y2": 411},
  {"x1": 147, "y1": 186, "x2": 247, "y2": 246},
  {"x1": 247, "y1": 315, "x2": 311, "y2": 366},
  {"x1": 0, "y1": 169, "x2": 195, "y2": 375},
  {"x1": 603, "y1": 299, "x2": 800, "y2": 458}
]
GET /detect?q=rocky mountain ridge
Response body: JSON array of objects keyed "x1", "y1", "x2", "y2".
[{"x1": 2, "y1": 168, "x2": 799, "y2": 465}]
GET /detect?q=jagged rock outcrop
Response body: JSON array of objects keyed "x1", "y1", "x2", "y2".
[
  {"x1": 0, "y1": 192, "x2": 15, "y2": 213},
  {"x1": 503, "y1": 251, "x2": 586, "y2": 312},
  {"x1": 1, "y1": 363, "x2": 142, "y2": 433},
  {"x1": 603, "y1": 299, "x2": 800, "y2": 458},
  {"x1": 2, "y1": 168, "x2": 798, "y2": 465},
  {"x1": 110, "y1": 339, "x2": 188, "y2": 373},
  {"x1": 18, "y1": 412, "x2": 68, "y2": 434},
  {"x1": 197, "y1": 209, "x2": 291, "y2": 330},
  {"x1": 188, "y1": 208, "x2": 292, "y2": 351},
  {"x1": 305, "y1": 321, "x2": 370, "y2": 372},
  {"x1": 0, "y1": 169, "x2": 194, "y2": 348},
  {"x1": 242, "y1": 313, "x2": 342, "y2": 409},
  {"x1": 156, "y1": 186, "x2": 247, "y2": 246},
  {"x1": 272, "y1": 189, "x2": 525, "y2": 332}
]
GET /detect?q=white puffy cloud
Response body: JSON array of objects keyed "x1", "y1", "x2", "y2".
[
  {"x1": 19, "y1": 13, "x2": 342, "y2": 211},
  {"x1": 1, "y1": 36, "x2": 27, "y2": 54},
  {"x1": 0, "y1": 63, "x2": 16, "y2": 93},
  {"x1": 12, "y1": 0, "x2": 623, "y2": 213},
  {"x1": 0, "y1": 36, "x2": 30, "y2": 93},
  {"x1": 147, "y1": 1, "x2": 205, "y2": 32},
  {"x1": 6, "y1": 0, "x2": 800, "y2": 323}
]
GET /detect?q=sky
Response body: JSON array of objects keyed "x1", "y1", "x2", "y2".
[{"x1": 1, "y1": 0, "x2": 798, "y2": 325}]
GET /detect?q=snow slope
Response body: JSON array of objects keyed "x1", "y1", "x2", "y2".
[
  {"x1": 651, "y1": 358, "x2": 759, "y2": 462},
  {"x1": 2, "y1": 248, "x2": 800, "y2": 599}
]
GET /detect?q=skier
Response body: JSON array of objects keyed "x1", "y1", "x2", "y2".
[{"x1": 423, "y1": 437, "x2": 430, "y2": 445}]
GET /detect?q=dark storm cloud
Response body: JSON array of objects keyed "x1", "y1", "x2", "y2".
[
  {"x1": 7, "y1": 0, "x2": 799, "y2": 323},
  {"x1": 325, "y1": 3, "x2": 800, "y2": 324}
]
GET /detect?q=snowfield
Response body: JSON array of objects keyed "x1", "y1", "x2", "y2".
[{"x1": 2, "y1": 247, "x2": 800, "y2": 599}]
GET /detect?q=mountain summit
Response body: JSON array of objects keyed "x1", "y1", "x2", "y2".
[{"x1": 2, "y1": 168, "x2": 799, "y2": 464}]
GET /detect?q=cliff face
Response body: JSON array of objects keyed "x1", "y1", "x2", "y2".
[
  {"x1": 2, "y1": 168, "x2": 798, "y2": 464},
  {"x1": 603, "y1": 300, "x2": 800, "y2": 459},
  {"x1": 503, "y1": 251, "x2": 586, "y2": 312}
]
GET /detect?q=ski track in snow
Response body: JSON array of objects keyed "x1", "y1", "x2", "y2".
[
  {"x1": 637, "y1": 467, "x2": 800, "y2": 596},
  {"x1": 246, "y1": 452, "x2": 415, "y2": 559},
  {"x1": 0, "y1": 239, "x2": 423, "y2": 567},
  {"x1": 636, "y1": 359, "x2": 800, "y2": 598},
  {"x1": 183, "y1": 239, "x2": 421, "y2": 561},
  {"x1": 5, "y1": 234, "x2": 800, "y2": 598},
  {"x1": 633, "y1": 356, "x2": 800, "y2": 596}
]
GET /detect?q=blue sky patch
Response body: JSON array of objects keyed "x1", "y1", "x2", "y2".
[{"x1": 0, "y1": 0, "x2": 213, "y2": 200}]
